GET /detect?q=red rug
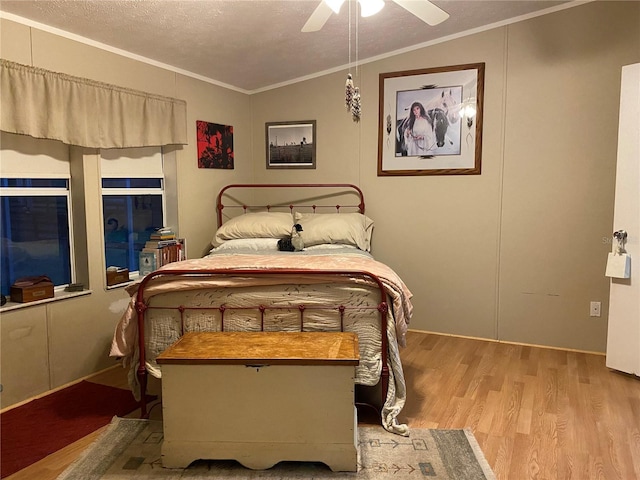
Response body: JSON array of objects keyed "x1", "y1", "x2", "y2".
[{"x1": 1, "y1": 380, "x2": 153, "y2": 478}]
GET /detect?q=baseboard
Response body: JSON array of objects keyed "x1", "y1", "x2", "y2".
[
  {"x1": 0, "y1": 363, "x2": 122, "y2": 414},
  {"x1": 407, "y1": 328, "x2": 605, "y2": 356}
]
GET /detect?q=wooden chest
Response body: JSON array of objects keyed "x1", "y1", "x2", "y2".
[
  {"x1": 106, "y1": 268, "x2": 129, "y2": 286},
  {"x1": 10, "y1": 281, "x2": 54, "y2": 303},
  {"x1": 156, "y1": 331, "x2": 360, "y2": 472}
]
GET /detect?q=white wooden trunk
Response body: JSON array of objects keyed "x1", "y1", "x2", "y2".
[{"x1": 157, "y1": 332, "x2": 359, "y2": 471}]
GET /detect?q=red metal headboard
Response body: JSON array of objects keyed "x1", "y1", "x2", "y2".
[{"x1": 216, "y1": 183, "x2": 365, "y2": 229}]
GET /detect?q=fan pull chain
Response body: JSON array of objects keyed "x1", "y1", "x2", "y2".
[
  {"x1": 343, "y1": 0, "x2": 361, "y2": 122},
  {"x1": 345, "y1": 0, "x2": 354, "y2": 113},
  {"x1": 355, "y1": 5, "x2": 359, "y2": 79},
  {"x1": 352, "y1": 6, "x2": 361, "y2": 122}
]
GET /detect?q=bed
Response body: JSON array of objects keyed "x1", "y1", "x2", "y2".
[{"x1": 110, "y1": 183, "x2": 413, "y2": 435}]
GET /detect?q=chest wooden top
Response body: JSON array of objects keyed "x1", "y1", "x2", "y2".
[{"x1": 156, "y1": 331, "x2": 360, "y2": 366}]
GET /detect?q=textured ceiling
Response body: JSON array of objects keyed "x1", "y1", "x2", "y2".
[{"x1": 0, "y1": 0, "x2": 576, "y2": 92}]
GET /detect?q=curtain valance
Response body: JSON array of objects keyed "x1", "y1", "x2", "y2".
[{"x1": 0, "y1": 59, "x2": 187, "y2": 149}]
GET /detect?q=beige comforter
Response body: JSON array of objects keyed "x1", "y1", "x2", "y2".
[{"x1": 110, "y1": 251, "x2": 413, "y2": 434}]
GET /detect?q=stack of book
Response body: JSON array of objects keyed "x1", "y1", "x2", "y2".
[{"x1": 139, "y1": 228, "x2": 186, "y2": 276}]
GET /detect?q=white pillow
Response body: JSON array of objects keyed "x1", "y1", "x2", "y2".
[
  {"x1": 211, "y1": 238, "x2": 280, "y2": 252},
  {"x1": 293, "y1": 212, "x2": 374, "y2": 251},
  {"x1": 213, "y1": 212, "x2": 293, "y2": 246}
]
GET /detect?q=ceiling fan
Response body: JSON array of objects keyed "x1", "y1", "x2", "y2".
[{"x1": 302, "y1": 0, "x2": 449, "y2": 32}]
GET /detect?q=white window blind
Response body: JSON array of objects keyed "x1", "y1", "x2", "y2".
[
  {"x1": 0, "y1": 132, "x2": 70, "y2": 178},
  {"x1": 100, "y1": 147, "x2": 163, "y2": 178}
]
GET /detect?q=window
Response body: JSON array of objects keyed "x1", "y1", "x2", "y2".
[
  {"x1": 0, "y1": 179, "x2": 73, "y2": 296},
  {"x1": 0, "y1": 133, "x2": 74, "y2": 297},
  {"x1": 101, "y1": 148, "x2": 165, "y2": 274}
]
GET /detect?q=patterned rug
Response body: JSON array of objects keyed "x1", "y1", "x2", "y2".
[{"x1": 57, "y1": 417, "x2": 495, "y2": 479}]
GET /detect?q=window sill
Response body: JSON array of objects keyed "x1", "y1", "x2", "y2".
[{"x1": 0, "y1": 289, "x2": 92, "y2": 313}]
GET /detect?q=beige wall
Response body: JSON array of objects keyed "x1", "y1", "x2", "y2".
[
  {"x1": 498, "y1": 3, "x2": 639, "y2": 349},
  {"x1": 250, "y1": 1, "x2": 640, "y2": 351},
  {"x1": 0, "y1": 18, "x2": 253, "y2": 407},
  {"x1": 1, "y1": 1, "x2": 638, "y2": 407}
]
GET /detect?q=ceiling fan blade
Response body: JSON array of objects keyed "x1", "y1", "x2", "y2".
[
  {"x1": 392, "y1": 0, "x2": 449, "y2": 26},
  {"x1": 302, "y1": 1, "x2": 334, "y2": 32}
]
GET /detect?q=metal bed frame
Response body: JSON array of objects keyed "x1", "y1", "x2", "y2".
[{"x1": 134, "y1": 184, "x2": 392, "y2": 419}]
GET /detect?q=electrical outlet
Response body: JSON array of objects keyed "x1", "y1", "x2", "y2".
[{"x1": 590, "y1": 301, "x2": 601, "y2": 317}]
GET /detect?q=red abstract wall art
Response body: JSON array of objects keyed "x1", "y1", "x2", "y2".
[{"x1": 197, "y1": 120, "x2": 234, "y2": 169}]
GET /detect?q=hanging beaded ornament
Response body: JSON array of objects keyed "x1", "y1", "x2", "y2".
[
  {"x1": 351, "y1": 86, "x2": 361, "y2": 123},
  {"x1": 345, "y1": 73, "x2": 354, "y2": 112}
]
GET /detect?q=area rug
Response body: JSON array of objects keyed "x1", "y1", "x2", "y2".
[
  {"x1": 57, "y1": 417, "x2": 496, "y2": 479},
  {"x1": 1, "y1": 381, "x2": 154, "y2": 478}
]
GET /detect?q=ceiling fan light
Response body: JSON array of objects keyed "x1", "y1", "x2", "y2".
[
  {"x1": 324, "y1": 0, "x2": 346, "y2": 14},
  {"x1": 358, "y1": 0, "x2": 385, "y2": 17}
]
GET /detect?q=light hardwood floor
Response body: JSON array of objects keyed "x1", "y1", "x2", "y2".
[
  {"x1": 400, "y1": 331, "x2": 640, "y2": 480},
  {"x1": 6, "y1": 330, "x2": 640, "y2": 480}
]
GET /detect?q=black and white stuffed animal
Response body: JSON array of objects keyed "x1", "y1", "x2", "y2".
[{"x1": 277, "y1": 224, "x2": 304, "y2": 252}]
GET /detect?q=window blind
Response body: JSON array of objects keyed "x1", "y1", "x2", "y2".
[
  {"x1": 0, "y1": 131, "x2": 70, "y2": 178},
  {"x1": 101, "y1": 147, "x2": 163, "y2": 178}
]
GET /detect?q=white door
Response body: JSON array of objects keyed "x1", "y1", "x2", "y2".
[{"x1": 606, "y1": 63, "x2": 640, "y2": 376}]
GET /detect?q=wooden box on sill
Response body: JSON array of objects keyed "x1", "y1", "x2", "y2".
[
  {"x1": 10, "y1": 281, "x2": 54, "y2": 303},
  {"x1": 106, "y1": 268, "x2": 129, "y2": 286}
]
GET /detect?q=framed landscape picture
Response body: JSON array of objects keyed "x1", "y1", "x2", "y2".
[
  {"x1": 266, "y1": 120, "x2": 316, "y2": 169},
  {"x1": 377, "y1": 63, "x2": 485, "y2": 176}
]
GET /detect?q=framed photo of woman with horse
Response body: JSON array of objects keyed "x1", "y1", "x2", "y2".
[{"x1": 377, "y1": 63, "x2": 484, "y2": 176}]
